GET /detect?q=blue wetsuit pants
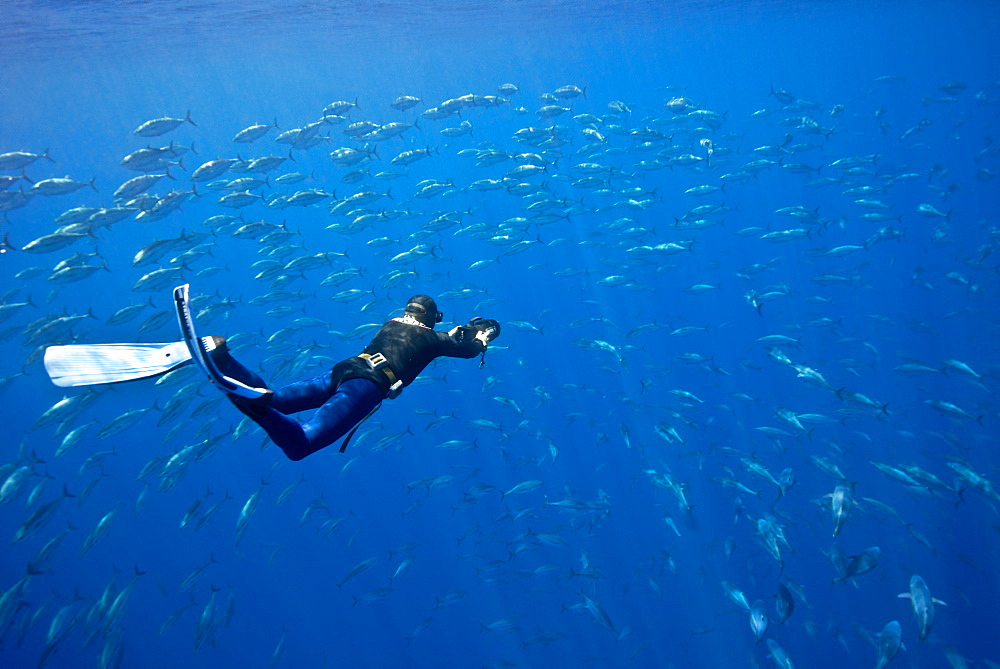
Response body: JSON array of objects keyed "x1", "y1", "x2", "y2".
[{"x1": 214, "y1": 353, "x2": 383, "y2": 461}]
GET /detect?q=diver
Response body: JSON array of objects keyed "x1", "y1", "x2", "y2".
[{"x1": 207, "y1": 294, "x2": 500, "y2": 460}]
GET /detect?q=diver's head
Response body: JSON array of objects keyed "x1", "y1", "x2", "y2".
[{"x1": 404, "y1": 294, "x2": 442, "y2": 327}]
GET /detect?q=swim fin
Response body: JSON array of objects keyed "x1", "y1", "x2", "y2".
[
  {"x1": 43, "y1": 339, "x2": 217, "y2": 387},
  {"x1": 173, "y1": 283, "x2": 269, "y2": 400}
]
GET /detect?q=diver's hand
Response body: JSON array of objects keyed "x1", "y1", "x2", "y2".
[
  {"x1": 452, "y1": 325, "x2": 481, "y2": 348},
  {"x1": 469, "y1": 318, "x2": 501, "y2": 343}
]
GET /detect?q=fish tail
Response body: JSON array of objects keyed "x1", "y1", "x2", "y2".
[{"x1": 0, "y1": 232, "x2": 18, "y2": 252}]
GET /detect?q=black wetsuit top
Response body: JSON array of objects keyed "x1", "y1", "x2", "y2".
[{"x1": 330, "y1": 318, "x2": 485, "y2": 397}]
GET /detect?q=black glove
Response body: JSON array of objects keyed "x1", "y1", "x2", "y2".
[{"x1": 468, "y1": 317, "x2": 501, "y2": 343}]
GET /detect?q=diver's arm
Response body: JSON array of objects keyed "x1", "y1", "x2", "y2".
[
  {"x1": 442, "y1": 318, "x2": 500, "y2": 358},
  {"x1": 442, "y1": 325, "x2": 486, "y2": 358}
]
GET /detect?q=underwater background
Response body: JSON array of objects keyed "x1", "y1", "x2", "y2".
[{"x1": 1, "y1": 0, "x2": 999, "y2": 667}]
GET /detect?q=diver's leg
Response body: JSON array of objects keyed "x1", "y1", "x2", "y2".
[
  {"x1": 252, "y1": 379, "x2": 383, "y2": 461},
  {"x1": 211, "y1": 340, "x2": 333, "y2": 415},
  {"x1": 269, "y1": 373, "x2": 337, "y2": 414}
]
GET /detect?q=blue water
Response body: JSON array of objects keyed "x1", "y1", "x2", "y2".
[{"x1": 2, "y1": 1, "x2": 998, "y2": 667}]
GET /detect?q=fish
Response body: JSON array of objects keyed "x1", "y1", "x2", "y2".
[
  {"x1": 196, "y1": 493, "x2": 232, "y2": 532},
  {"x1": 98, "y1": 407, "x2": 154, "y2": 439},
  {"x1": 120, "y1": 144, "x2": 182, "y2": 172},
  {"x1": 766, "y1": 638, "x2": 794, "y2": 669},
  {"x1": 133, "y1": 267, "x2": 185, "y2": 292},
  {"x1": 0, "y1": 464, "x2": 33, "y2": 506},
  {"x1": 946, "y1": 462, "x2": 1000, "y2": 503},
  {"x1": 925, "y1": 399, "x2": 980, "y2": 422},
  {"x1": 194, "y1": 586, "x2": 221, "y2": 651},
  {"x1": 833, "y1": 546, "x2": 880, "y2": 583},
  {"x1": 392, "y1": 147, "x2": 436, "y2": 166},
  {"x1": 501, "y1": 480, "x2": 543, "y2": 500},
  {"x1": 553, "y1": 84, "x2": 586, "y2": 99},
  {"x1": 133, "y1": 111, "x2": 196, "y2": 136},
  {"x1": 234, "y1": 119, "x2": 279, "y2": 143},
  {"x1": 0, "y1": 149, "x2": 53, "y2": 170},
  {"x1": 236, "y1": 480, "x2": 267, "y2": 544},
  {"x1": 34, "y1": 391, "x2": 101, "y2": 431},
  {"x1": 774, "y1": 582, "x2": 794, "y2": 623},
  {"x1": 941, "y1": 358, "x2": 980, "y2": 378},
  {"x1": 80, "y1": 505, "x2": 121, "y2": 555},
  {"x1": 579, "y1": 592, "x2": 615, "y2": 634},
  {"x1": 337, "y1": 557, "x2": 377, "y2": 590},
  {"x1": 218, "y1": 190, "x2": 262, "y2": 208},
  {"x1": 14, "y1": 485, "x2": 74, "y2": 543},
  {"x1": 30, "y1": 176, "x2": 98, "y2": 196},
  {"x1": 897, "y1": 574, "x2": 945, "y2": 641},
  {"x1": 390, "y1": 95, "x2": 422, "y2": 111},
  {"x1": 180, "y1": 555, "x2": 219, "y2": 591},
  {"x1": 917, "y1": 203, "x2": 950, "y2": 219},
  {"x1": 827, "y1": 483, "x2": 854, "y2": 537},
  {"x1": 874, "y1": 620, "x2": 904, "y2": 669},
  {"x1": 0, "y1": 190, "x2": 33, "y2": 213},
  {"x1": 191, "y1": 158, "x2": 236, "y2": 182},
  {"x1": 388, "y1": 557, "x2": 415, "y2": 585},
  {"x1": 21, "y1": 231, "x2": 91, "y2": 254},
  {"x1": 749, "y1": 600, "x2": 768, "y2": 643},
  {"x1": 481, "y1": 617, "x2": 520, "y2": 633}
]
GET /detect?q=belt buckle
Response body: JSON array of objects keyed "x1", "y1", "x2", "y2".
[{"x1": 365, "y1": 352, "x2": 388, "y2": 370}]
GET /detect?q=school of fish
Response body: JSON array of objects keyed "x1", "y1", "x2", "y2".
[{"x1": 0, "y1": 72, "x2": 997, "y2": 668}]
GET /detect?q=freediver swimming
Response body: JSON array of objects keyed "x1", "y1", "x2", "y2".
[{"x1": 43, "y1": 289, "x2": 501, "y2": 461}]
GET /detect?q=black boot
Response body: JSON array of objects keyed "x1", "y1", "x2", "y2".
[
  {"x1": 209, "y1": 336, "x2": 275, "y2": 417},
  {"x1": 207, "y1": 335, "x2": 230, "y2": 362}
]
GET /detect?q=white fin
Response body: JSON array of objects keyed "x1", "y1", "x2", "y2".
[{"x1": 43, "y1": 340, "x2": 209, "y2": 387}]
